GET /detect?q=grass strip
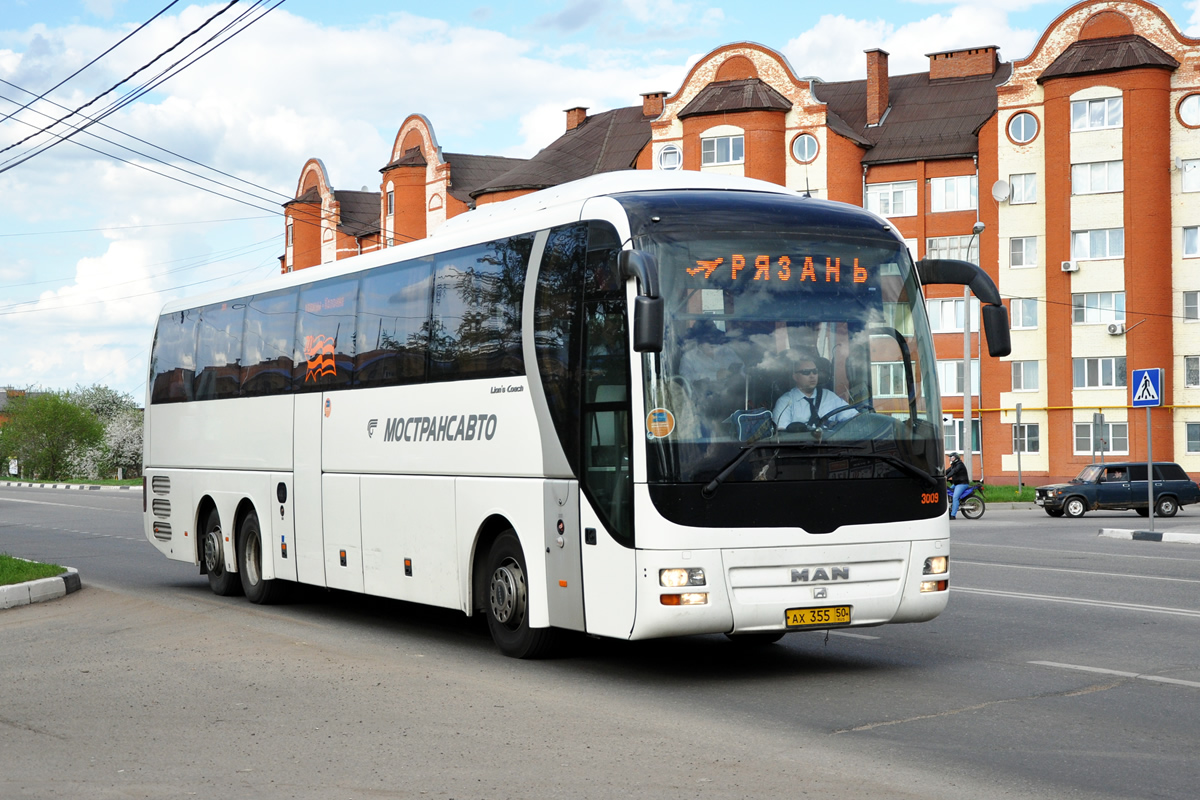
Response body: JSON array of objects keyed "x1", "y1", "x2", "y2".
[{"x1": 0, "y1": 553, "x2": 65, "y2": 586}]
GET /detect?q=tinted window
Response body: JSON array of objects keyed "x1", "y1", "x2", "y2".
[
  {"x1": 1128, "y1": 464, "x2": 1147, "y2": 481},
  {"x1": 355, "y1": 259, "x2": 433, "y2": 388},
  {"x1": 535, "y1": 223, "x2": 588, "y2": 470},
  {"x1": 150, "y1": 309, "x2": 198, "y2": 404},
  {"x1": 430, "y1": 236, "x2": 533, "y2": 381},
  {"x1": 1157, "y1": 463, "x2": 1188, "y2": 480},
  {"x1": 296, "y1": 277, "x2": 358, "y2": 391},
  {"x1": 194, "y1": 302, "x2": 246, "y2": 401},
  {"x1": 241, "y1": 289, "x2": 297, "y2": 397}
]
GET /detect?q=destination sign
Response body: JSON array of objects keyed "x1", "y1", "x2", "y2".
[{"x1": 686, "y1": 254, "x2": 870, "y2": 285}]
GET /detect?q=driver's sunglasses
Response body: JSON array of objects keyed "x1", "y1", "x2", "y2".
[{"x1": 793, "y1": 368, "x2": 818, "y2": 376}]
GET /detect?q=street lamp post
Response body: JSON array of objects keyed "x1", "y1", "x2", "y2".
[{"x1": 963, "y1": 221, "x2": 984, "y2": 481}]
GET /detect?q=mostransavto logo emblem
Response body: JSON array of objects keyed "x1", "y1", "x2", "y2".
[{"x1": 367, "y1": 419, "x2": 378, "y2": 438}]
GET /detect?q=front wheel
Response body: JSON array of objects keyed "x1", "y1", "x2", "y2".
[
  {"x1": 1045, "y1": 508, "x2": 1065, "y2": 517},
  {"x1": 238, "y1": 511, "x2": 284, "y2": 604},
  {"x1": 1155, "y1": 496, "x2": 1179, "y2": 518},
  {"x1": 202, "y1": 509, "x2": 242, "y2": 596},
  {"x1": 485, "y1": 531, "x2": 559, "y2": 659},
  {"x1": 1063, "y1": 497, "x2": 1087, "y2": 518},
  {"x1": 959, "y1": 495, "x2": 985, "y2": 519}
]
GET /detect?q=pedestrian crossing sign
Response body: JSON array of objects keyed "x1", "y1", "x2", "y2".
[{"x1": 1131, "y1": 368, "x2": 1162, "y2": 407}]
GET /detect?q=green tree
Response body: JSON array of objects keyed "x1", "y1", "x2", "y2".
[{"x1": 0, "y1": 393, "x2": 104, "y2": 480}]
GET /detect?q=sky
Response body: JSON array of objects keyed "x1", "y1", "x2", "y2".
[{"x1": 2, "y1": 0, "x2": 1199, "y2": 403}]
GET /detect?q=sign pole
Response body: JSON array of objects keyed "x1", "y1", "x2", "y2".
[
  {"x1": 1147, "y1": 405, "x2": 1154, "y2": 533},
  {"x1": 1131, "y1": 368, "x2": 1162, "y2": 532}
]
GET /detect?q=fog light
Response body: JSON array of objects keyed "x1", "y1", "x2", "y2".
[
  {"x1": 924, "y1": 556, "x2": 948, "y2": 575},
  {"x1": 660, "y1": 567, "x2": 706, "y2": 587},
  {"x1": 920, "y1": 580, "x2": 948, "y2": 593},
  {"x1": 661, "y1": 592, "x2": 708, "y2": 606}
]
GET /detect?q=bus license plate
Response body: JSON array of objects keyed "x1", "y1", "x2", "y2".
[{"x1": 785, "y1": 606, "x2": 852, "y2": 628}]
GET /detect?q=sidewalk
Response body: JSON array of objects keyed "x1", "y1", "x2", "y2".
[{"x1": 0, "y1": 567, "x2": 81, "y2": 609}]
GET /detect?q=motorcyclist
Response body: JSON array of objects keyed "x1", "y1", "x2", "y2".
[{"x1": 947, "y1": 452, "x2": 970, "y2": 520}]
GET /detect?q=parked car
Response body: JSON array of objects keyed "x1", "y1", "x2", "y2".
[{"x1": 1035, "y1": 462, "x2": 1200, "y2": 518}]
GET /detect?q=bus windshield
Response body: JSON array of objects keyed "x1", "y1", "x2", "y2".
[{"x1": 622, "y1": 192, "x2": 942, "y2": 489}]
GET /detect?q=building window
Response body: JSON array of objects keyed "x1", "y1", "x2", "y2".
[
  {"x1": 1008, "y1": 112, "x2": 1038, "y2": 144},
  {"x1": 1012, "y1": 360, "x2": 1038, "y2": 391},
  {"x1": 926, "y1": 235, "x2": 979, "y2": 265},
  {"x1": 1181, "y1": 160, "x2": 1200, "y2": 192},
  {"x1": 936, "y1": 359, "x2": 980, "y2": 396},
  {"x1": 657, "y1": 144, "x2": 682, "y2": 170},
  {"x1": 1185, "y1": 227, "x2": 1200, "y2": 257},
  {"x1": 287, "y1": 222, "x2": 294, "y2": 246},
  {"x1": 1071, "y1": 228, "x2": 1124, "y2": 260},
  {"x1": 1186, "y1": 291, "x2": 1200, "y2": 321},
  {"x1": 1074, "y1": 421, "x2": 1128, "y2": 455},
  {"x1": 882, "y1": 302, "x2": 914, "y2": 335},
  {"x1": 1072, "y1": 356, "x2": 1126, "y2": 389},
  {"x1": 865, "y1": 181, "x2": 917, "y2": 217},
  {"x1": 1186, "y1": 355, "x2": 1200, "y2": 387},
  {"x1": 1010, "y1": 237, "x2": 1037, "y2": 268},
  {"x1": 1178, "y1": 94, "x2": 1200, "y2": 128},
  {"x1": 386, "y1": 191, "x2": 395, "y2": 216},
  {"x1": 1072, "y1": 161, "x2": 1123, "y2": 194},
  {"x1": 1013, "y1": 423, "x2": 1040, "y2": 454},
  {"x1": 1072, "y1": 96, "x2": 1122, "y2": 131},
  {"x1": 943, "y1": 418, "x2": 981, "y2": 454},
  {"x1": 929, "y1": 176, "x2": 977, "y2": 212},
  {"x1": 872, "y1": 361, "x2": 907, "y2": 397},
  {"x1": 791, "y1": 133, "x2": 818, "y2": 163},
  {"x1": 701, "y1": 135, "x2": 743, "y2": 165},
  {"x1": 1010, "y1": 298, "x2": 1038, "y2": 329},
  {"x1": 927, "y1": 298, "x2": 979, "y2": 333},
  {"x1": 1188, "y1": 423, "x2": 1200, "y2": 453},
  {"x1": 1010, "y1": 173, "x2": 1036, "y2": 204},
  {"x1": 1072, "y1": 292, "x2": 1125, "y2": 324}
]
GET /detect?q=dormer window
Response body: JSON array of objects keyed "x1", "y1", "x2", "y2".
[{"x1": 701, "y1": 135, "x2": 743, "y2": 165}]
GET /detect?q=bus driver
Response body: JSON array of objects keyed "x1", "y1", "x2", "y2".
[{"x1": 772, "y1": 353, "x2": 857, "y2": 431}]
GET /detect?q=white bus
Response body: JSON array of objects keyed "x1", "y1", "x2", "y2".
[{"x1": 142, "y1": 171, "x2": 1010, "y2": 657}]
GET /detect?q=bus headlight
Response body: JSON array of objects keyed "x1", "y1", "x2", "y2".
[
  {"x1": 920, "y1": 580, "x2": 948, "y2": 593},
  {"x1": 661, "y1": 592, "x2": 709, "y2": 606},
  {"x1": 923, "y1": 556, "x2": 948, "y2": 575},
  {"x1": 660, "y1": 568, "x2": 706, "y2": 587}
]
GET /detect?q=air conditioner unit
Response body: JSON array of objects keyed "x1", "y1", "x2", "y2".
[
  {"x1": 1107, "y1": 322, "x2": 1126, "y2": 335},
  {"x1": 1061, "y1": 260, "x2": 1079, "y2": 272}
]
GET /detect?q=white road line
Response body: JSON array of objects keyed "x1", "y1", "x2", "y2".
[
  {"x1": 1030, "y1": 661, "x2": 1200, "y2": 689},
  {"x1": 953, "y1": 541, "x2": 1195, "y2": 562},
  {"x1": 952, "y1": 586, "x2": 1200, "y2": 618},
  {"x1": 0, "y1": 497, "x2": 133, "y2": 513},
  {"x1": 953, "y1": 559, "x2": 1200, "y2": 584},
  {"x1": 828, "y1": 631, "x2": 880, "y2": 640}
]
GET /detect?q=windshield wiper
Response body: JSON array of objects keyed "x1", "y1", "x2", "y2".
[{"x1": 701, "y1": 443, "x2": 937, "y2": 497}]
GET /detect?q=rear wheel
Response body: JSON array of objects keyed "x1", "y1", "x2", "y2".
[
  {"x1": 959, "y1": 495, "x2": 985, "y2": 519},
  {"x1": 1155, "y1": 496, "x2": 1179, "y2": 518},
  {"x1": 1135, "y1": 508, "x2": 1150, "y2": 517},
  {"x1": 238, "y1": 510, "x2": 283, "y2": 604},
  {"x1": 202, "y1": 509, "x2": 242, "y2": 596},
  {"x1": 1063, "y1": 497, "x2": 1087, "y2": 518},
  {"x1": 1045, "y1": 508, "x2": 1065, "y2": 517},
  {"x1": 485, "y1": 531, "x2": 559, "y2": 659}
]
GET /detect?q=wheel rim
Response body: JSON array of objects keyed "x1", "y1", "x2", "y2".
[
  {"x1": 1067, "y1": 499, "x2": 1083, "y2": 516},
  {"x1": 244, "y1": 531, "x2": 261, "y2": 587},
  {"x1": 203, "y1": 525, "x2": 223, "y2": 574},
  {"x1": 489, "y1": 558, "x2": 526, "y2": 629},
  {"x1": 1159, "y1": 499, "x2": 1176, "y2": 515},
  {"x1": 963, "y1": 498, "x2": 981, "y2": 515}
]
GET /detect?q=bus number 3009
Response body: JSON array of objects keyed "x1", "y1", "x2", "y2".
[{"x1": 920, "y1": 492, "x2": 940, "y2": 504}]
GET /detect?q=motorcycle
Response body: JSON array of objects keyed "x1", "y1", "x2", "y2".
[{"x1": 948, "y1": 481, "x2": 986, "y2": 519}]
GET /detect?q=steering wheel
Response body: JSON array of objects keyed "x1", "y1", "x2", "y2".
[{"x1": 813, "y1": 401, "x2": 875, "y2": 431}]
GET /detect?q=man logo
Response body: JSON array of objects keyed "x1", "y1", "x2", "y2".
[{"x1": 367, "y1": 419, "x2": 378, "y2": 438}]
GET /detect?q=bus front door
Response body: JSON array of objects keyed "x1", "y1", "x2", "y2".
[{"x1": 544, "y1": 480, "x2": 585, "y2": 631}]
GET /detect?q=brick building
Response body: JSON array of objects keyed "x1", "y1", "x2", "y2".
[{"x1": 280, "y1": 0, "x2": 1200, "y2": 484}]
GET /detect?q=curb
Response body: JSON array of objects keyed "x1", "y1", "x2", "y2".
[
  {"x1": 0, "y1": 567, "x2": 82, "y2": 610},
  {"x1": 1, "y1": 481, "x2": 135, "y2": 492},
  {"x1": 1098, "y1": 528, "x2": 1200, "y2": 545}
]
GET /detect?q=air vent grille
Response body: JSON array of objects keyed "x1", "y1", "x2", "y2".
[
  {"x1": 151, "y1": 475, "x2": 170, "y2": 495},
  {"x1": 152, "y1": 498, "x2": 171, "y2": 519},
  {"x1": 152, "y1": 521, "x2": 172, "y2": 541}
]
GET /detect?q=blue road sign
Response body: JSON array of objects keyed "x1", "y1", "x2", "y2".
[{"x1": 1132, "y1": 368, "x2": 1162, "y2": 408}]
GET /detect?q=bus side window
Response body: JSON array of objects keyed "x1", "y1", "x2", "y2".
[
  {"x1": 241, "y1": 288, "x2": 297, "y2": 397},
  {"x1": 194, "y1": 302, "x2": 246, "y2": 401},
  {"x1": 150, "y1": 308, "x2": 199, "y2": 404},
  {"x1": 355, "y1": 259, "x2": 433, "y2": 388},
  {"x1": 295, "y1": 276, "x2": 359, "y2": 392}
]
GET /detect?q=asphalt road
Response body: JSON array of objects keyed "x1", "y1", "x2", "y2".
[{"x1": 1, "y1": 484, "x2": 1198, "y2": 799}]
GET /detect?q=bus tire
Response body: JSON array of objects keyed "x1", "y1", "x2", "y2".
[
  {"x1": 485, "y1": 531, "x2": 558, "y2": 659},
  {"x1": 238, "y1": 510, "x2": 282, "y2": 604},
  {"x1": 202, "y1": 508, "x2": 242, "y2": 597}
]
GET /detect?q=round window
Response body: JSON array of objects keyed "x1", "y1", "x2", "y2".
[
  {"x1": 1008, "y1": 112, "x2": 1038, "y2": 144},
  {"x1": 791, "y1": 133, "x2": 818, "y2": 163},
  {"x1": 1179, "y1": 94, "x2": 1200, "y2": 127},
  {"x1": 657, "y1": 144, "x2": 682, "y2": 170}
]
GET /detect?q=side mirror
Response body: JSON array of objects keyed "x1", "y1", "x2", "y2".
[
  {"x1": 917, "y1": 258, "x2": 1011, "y2": 358},
  {"x1": 618, "y1": 250, "x2": 664, "y2": 353},
  {"x1": 981, "y1": 303, "x2": 1011, "y2": 358}
]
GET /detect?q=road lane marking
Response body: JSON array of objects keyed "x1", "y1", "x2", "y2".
[
  {"x1": 952, "y1": 586, "x2": 1200, "y2": 618},
  {"x1": 828, "y1": 631, "x2": 880, "y2": 640},
  {"x1": 953, "y1": 559, "x2": 1200, "y2": 585},
  {"x1": 953, "y1": 541, "x2": 1196, "y2": 563},
  {"x1": 0, "y1": 497, "x2": 135, "y2": 513},
  {"x1": 1030, "y1": 661, "x2": 1200, "y2": 689}
]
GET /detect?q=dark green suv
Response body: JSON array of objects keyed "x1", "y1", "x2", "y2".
[{"x1": 1035, "y1": 462, "x2": 1200, "y2": 518}]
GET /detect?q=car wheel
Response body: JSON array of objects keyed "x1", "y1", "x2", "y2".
[
  {"x1": 1045, "y1": 508, "x2": 1064, "y2": 518},
  {"x1": 485, "y1": 531, "x2": 559, "y2": 659},
  {"x1": 1155, "y1": 497, "x2": 1179, "y2": 518},
  {"x1": 202, "y1": 508, "x2": 242, "y2": 596},
  {"x1": 1135, "y1": 508, "x2": 1149, "y2": 517},
  {"x1": 1063, "y1": 497, "x2": 1087, "y2": 518}
]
